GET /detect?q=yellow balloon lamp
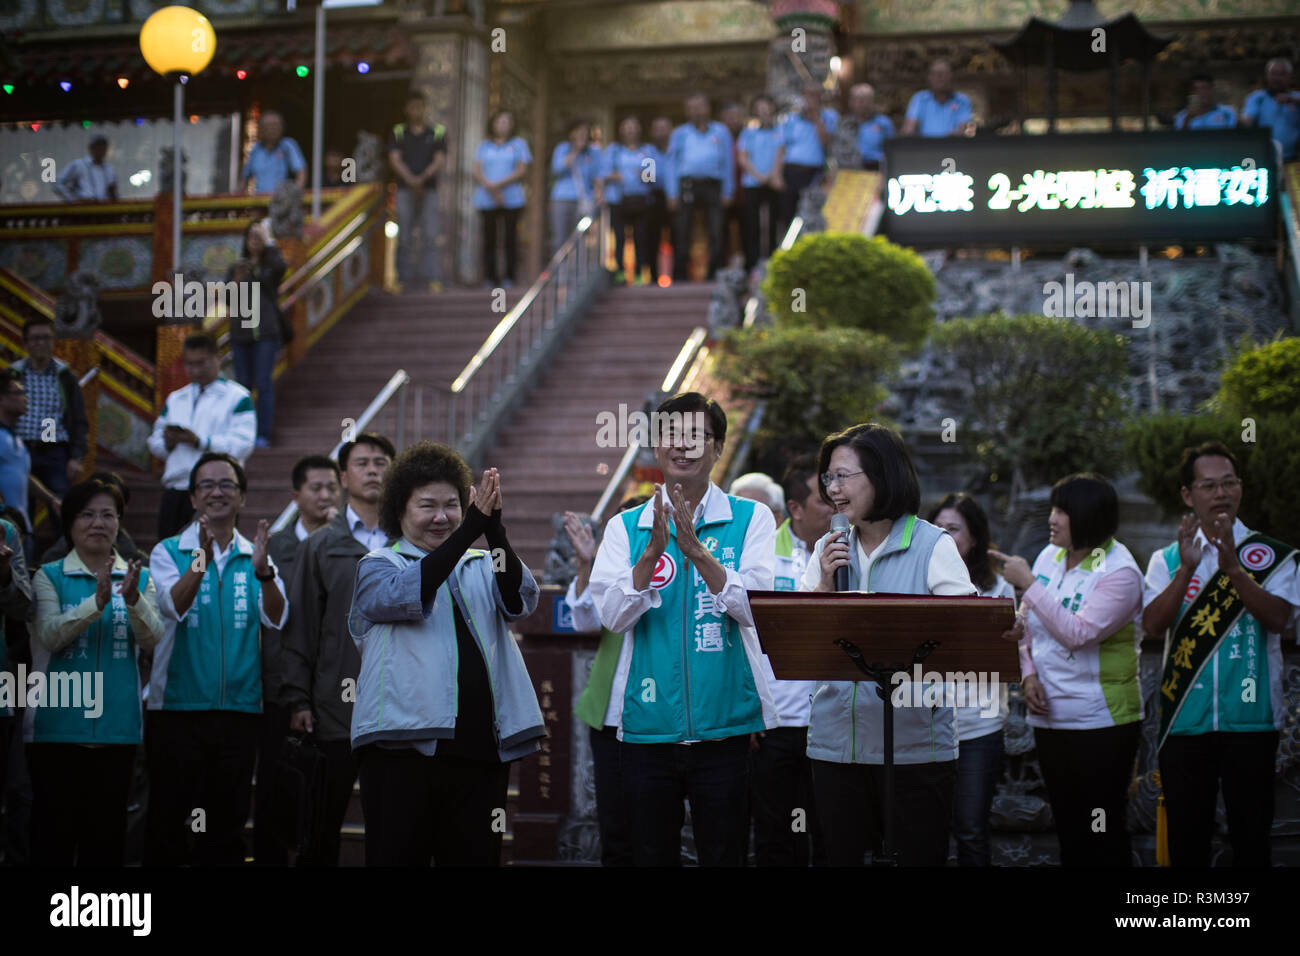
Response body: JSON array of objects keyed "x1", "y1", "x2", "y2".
[{"x1": 139, "y1": 6, "x2": 216, "y2": 78}]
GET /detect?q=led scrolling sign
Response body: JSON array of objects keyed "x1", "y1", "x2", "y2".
[{"x1": 882, "y1": 129, "x2": 1279, "y2": 245}]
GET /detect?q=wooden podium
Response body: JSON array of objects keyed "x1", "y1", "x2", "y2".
[{"x1": 748, "y1": 590, "x2": 1018, "y2": 866}]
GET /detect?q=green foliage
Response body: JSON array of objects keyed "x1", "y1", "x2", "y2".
[
  {"x1": 761, "y1": 233, "x2": 935, "y2": 349},
  {"x1": 930, "y1": 313, "x2": 1128, "y2": 489},
  {"x1": 1124, "y1": 409, "x2": 1300, "y2": 548},
  {"x1": 1213, "y1": 336, "x2": 1300, "y2": 417},
  {"x1": 714, "y1": 324, "x2": 899, "y2": 455}
]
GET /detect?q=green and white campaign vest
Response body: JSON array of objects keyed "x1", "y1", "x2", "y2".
[
  {"x1": 774, "y1": 519, "x2": 802, "y2": 591},
  {"x1": 617, "y1": 495, "x2": 765, "y2": 743},
  {"x1": 1025, "y1": 538, "x2": 1142, "y2": 730},
  {"x1": 153, "y1": 537, "x2": 264, "y2": 713},
  {"x1": 26, "y1": 560, "x2": 151, "y2": 745},
  {"x1": 1157, "y1": 531, "x2": 1296, "y2": 743}
]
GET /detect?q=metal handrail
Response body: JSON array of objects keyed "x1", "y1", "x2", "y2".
[
  {"x1": 78, "y1": 366, "x2": 99, "y2": 388},
  {"x1": 268, "y1": 368, "x2": 411, "y2": 534}
]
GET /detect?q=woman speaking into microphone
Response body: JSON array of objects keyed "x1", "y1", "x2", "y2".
[{"x1": 800, "y1": 423, "x2": 1018, "y2": 866}]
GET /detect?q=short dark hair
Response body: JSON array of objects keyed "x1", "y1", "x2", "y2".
[
  {"x1": 23, "y1": 317, "x2": 54, "y2": 340},
  {"x1": 566, "y1": 118, "x2": 590, "y2": 137},
  {"x1": 188, "y1": 452, "x2": 247, "y2": 494},
  {"x1": 339, "y1": 432, "x2": 396, "y2": 472},
  {"x1": 0, "y1": 369, "x2": 22, "y2": 394},
  {"x1": 816, "y1": 423, "x2": 921, "y2": 521},
  {"x1": 406, "y1": 89, "x2": 426, "y2": 104},
  {"x1": 1179, "y1": 440, "x2": 1239, "y2": 488},
  {"x1": 656, "y1": 392, "x2": 726, "y2": 446},
  {"x1": 751, "y1": 93, "x2": 775, "y2": 111},
  {"x1": 927, "y1": 492, "x2": 994, "y2": 591},
  {"x1": 183, "y1": 332, "x2": 218, "y2": 355},
  {"x1": 1049, "y1": 473, "x2": 1118, "y2": 552},
  {"x1": 61, "y1": 478, "x2": 126, "y2": 549},
  {"x1": 292, "y1": 454, "x2": 340, "y2": 491},
  {"x1": 781, "y1": 454, "x2": 820, "y2": 510},
  {"x1": 487, "y1": 109, "x2": 514, "y2": 137},
  {"x1": 89, "y1": 470, "x2": 129, "y2": 508},
  {"x1": 618, "y1": 493, "x2": 651, "y2": 512},
  {"x1": 1190, "y1": 72, "x2": 1214, "y2": 86},
  {"x1": 378, "y1": 441, "x2": 473, "y2": 539}
]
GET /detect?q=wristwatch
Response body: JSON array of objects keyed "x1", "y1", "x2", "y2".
[{"x1": 254, "y1": 568, "x2": 275, "y2": 582}]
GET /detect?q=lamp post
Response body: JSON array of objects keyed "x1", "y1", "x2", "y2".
[{"x1": 140, "y1": 6, "x2": 216, "y2": 277}]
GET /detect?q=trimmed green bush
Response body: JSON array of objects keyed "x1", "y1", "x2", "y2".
[
  {"x1": 931, "y1": 313, "x2": 1128, "y2": 491},
  {"x1": 1212, "y1": 335, "x2": 1300, "y2": 417},
  {"x1": 761, "y1": 233, "x2": 935, "y2": 349},
  {"x1": 714, "y1": 324, "x2": 899, "y2": 455}
]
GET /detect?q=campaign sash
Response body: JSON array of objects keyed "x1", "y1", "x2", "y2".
[{"x1": 1157, "y1": 532, "x2": 1294, "y2": 748}]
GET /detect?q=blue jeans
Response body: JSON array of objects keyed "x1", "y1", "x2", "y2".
[
  {"x1": 231, "y1": 338, "x2": 279, "y2": 441},
  {"x1": 620, "y1": 735, "x2": 750, "y2": 866},
  {"x1": 395, "y1": 187, "x2": 440, "y2": 284},
  {"x1": 952, "y1": 730, "x2": 1003, "y2": 866}
]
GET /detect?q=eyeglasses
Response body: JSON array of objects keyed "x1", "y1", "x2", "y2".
[
  {"x1": 195, "y1": 479, "x2": 240, "y2": 494},
  {"x1": 75, "y1": 510, "x2": 117, "y2": 523},
  {"x1": 1190, "y1": 477, "x2": 1242, "y2": 494},
  {"x1": 660, "y1": 431, "x2": 714, "y2": 449},
  {"x1": 820, "y1": 470, "x2": 865, "y2": 488}
]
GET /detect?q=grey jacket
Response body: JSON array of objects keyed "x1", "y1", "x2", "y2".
[
  {"x1": 278, "y1": 512, "x2": 368, "y2": 740},
  {"x1": 347, "y1": 538, "x2": 544, "y2": 760},
  {"x1": 263, "y1": 525, "x2": 304, "y2": 705}
]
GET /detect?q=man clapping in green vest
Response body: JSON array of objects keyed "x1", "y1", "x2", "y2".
[{"x1": 1141, "y1": 441, "x2": 1299, "y2": 866}]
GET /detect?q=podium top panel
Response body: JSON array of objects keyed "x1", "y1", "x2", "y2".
[{"x1": 748, "y1": 590, "x2": 1019, "y2": 680}]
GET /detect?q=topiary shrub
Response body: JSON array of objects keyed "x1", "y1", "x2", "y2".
[
  {"x1": 1212, "y1": 335, "x2": 1300, "y2": 418},
  {"x1": 760, "y1": 232, "x2": 935, "y2": 349}
]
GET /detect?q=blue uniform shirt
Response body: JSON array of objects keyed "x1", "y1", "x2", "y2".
[
  {"x1": 666, "y1": 121, "x2": 734, "y2": 200},
  {"x1": 1243, "y1": 89, "x2": 1300, "y2": 160},
  {"x1": 0, "y1": 424, "x2": 30, "y2": 525},
  {"x1": 550, "y1": 143, "x2": 600, "y2": 202},
  {"x1": 600, "y1": 143, "x2": 660, "y2": 203},
  {"x1": 905, "y1": 90, "x2": 973, "y2": 137},
  {"x1": 856, "y1": 113, "x2": 897, "y2": 162},
  {"x1": 737, "y1": 125, "x2": 781, "y2": 187},
  {"x1": 780, "y1": 108, "x2": 838, "y2": 167},
  {"x1": 242, "y1": 137, "x2": 306, "y2": 193},
  {"x1": 1173, "y1": 104, "x2": 1237, "y2": 130},
  {"x1": 473, "y1": 137, "x2": 531, "y2": 210}
]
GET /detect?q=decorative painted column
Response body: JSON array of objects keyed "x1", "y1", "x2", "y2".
[{"x1": 766, "y1": 0, "x2": 839, "y2": 110}]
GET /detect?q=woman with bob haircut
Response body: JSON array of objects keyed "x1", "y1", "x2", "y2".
[
  {"x1": 800, "y1": 423, "x2": 978, "y2": 866},
  {"x1": 990, "y1": 472, "x2": 1143, "y2": 867},
  {"x1": 347, "y1": 441, "x2": 544, "y2": 866},
  {"x1": 28, "y1": 478, "x2": 164, "y2": 865},
  {"x1": 928, "y1": 492, "x2": 1017, "y2": 867}
]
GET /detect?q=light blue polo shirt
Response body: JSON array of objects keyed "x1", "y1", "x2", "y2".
[
  {"x1": 1243, "y1": 88, "x2": 1299, "y2": 160},
  {"x1": 242, "y1": 137, "x2": 306, "y2": 193},
  {"x1": 737, "y1": 125, "x2": 781, "y2": 187},
  {"x1": 905, "y1": 90, "x2": 973, "y2": 137},
  {"x1": 0, "y1": 424, "x2": 30, "y2": 525},
  {"x1": 473, "y1": 137, "x2": 531, "y2": 210},
  {"x1": 666, "y1": 121, "x2": 734, "y2": 200},
  {"x1": 600, "y1": 143, "x2": 660, "y2": 203},
  {"x1": 780, "y1": 109, "x2": 838, "y2": 167},
  {"x1": 1173, "y1": 104, "x2": 1237, "y2": 130},
  {"x1": 550, "y1": 143, "x2": 600, "y2": 202},
  {"x1": 856, "y1": 113, "x2": 896, "y2": 162}
]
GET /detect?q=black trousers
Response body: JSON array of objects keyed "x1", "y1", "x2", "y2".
[
  {"x1": 1033, "y1": 722, "x2": 1140, "y2": 867},
  {"x1": 480, "y1": 208, "x2": 521, "y2": 284},
  {"x1": 358, "y1": 746, "x2": 509, "y2": 866},
  {"x1": 144, "y1": 709, "x2": 260, "y2": 865},
  {"x1": 649, "y1": 190, "x2": 669, "y2": 281},
  {"x1": 779, "y1": 163, "x2": 822, "y2": 237},
  {"x1": 589, "y1": 725, "x2": 632, "y2": 866},
  {"x1": 611, "y1": 197, "x2": 655, "y2": 278},
  {"x1": 28, "y1": 742, "x2": 135, "y2": 866},
  {"x1": 672, "y1": 177, "x2": 725, "y2": 281},
  {"x1": 1159, "y1": 730, "x2": 1278, "y2": 867},
  {"x1": 252, "y1": 700, "x2": 288, "y2": 865},
  {"x1": 750, "y1": 726, "x2": 825, "y2": 866},
  {"x1": 740, "y1": 185, "x2": 781, "y2": 270},
  {"x1": 812, "y1": 758, "x2": 956, "y2": 866},
  {"x1": 299, "y1": 737, "x2": 359, "y2": 866},
  {"x1": 157, "y1": 488, "x2": 195, "y2": 542}
]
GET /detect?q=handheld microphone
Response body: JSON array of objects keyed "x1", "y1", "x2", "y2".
[{"x1": 830, "y1": 514, "x2": 851, "y2": 592}]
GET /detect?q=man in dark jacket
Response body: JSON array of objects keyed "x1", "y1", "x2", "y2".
[
  {"x1": 254, "y1": 454, "x2": 340, "y2": 864},
  {"x1": 13, "y1": 318, "x2": 89, "y2": 519},
  {"x1": 279, "y1": 434, "x2": 392, "y2": 865}
]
